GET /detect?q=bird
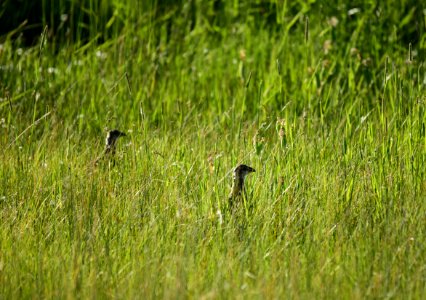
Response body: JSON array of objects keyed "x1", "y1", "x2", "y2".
[
  {"x1": 228, "y1": 164, "x2": 256, "y2": 209},
  {"x1": 104, "y1": 129, "x2": 126, "y2": 155},
  {"x1": 94, "y1": 129, "x2": 126, "y2": 165}
]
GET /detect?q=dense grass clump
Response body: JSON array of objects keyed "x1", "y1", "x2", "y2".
[{"x1": 1, "y1": 1, "x2": 425, "y2": 299}]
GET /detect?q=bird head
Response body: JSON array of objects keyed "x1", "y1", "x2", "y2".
[
  {"x1": 106, "y1": 129, "x2": 127, "y2": 146},
  {"x1": 234, "y1": 164, "x2": 256, "y2": 179}
]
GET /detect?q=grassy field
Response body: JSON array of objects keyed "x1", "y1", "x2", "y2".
[{"x1": 1, "y1": 1, "x2": 425, "y2": 299}]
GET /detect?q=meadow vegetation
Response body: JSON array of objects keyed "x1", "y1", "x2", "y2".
[{"x1": 1, "y1": 0, "x2": 425, "y2": 298}]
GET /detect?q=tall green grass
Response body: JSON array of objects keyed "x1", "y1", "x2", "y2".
[{"x1": 1, "y1": 0, "x2": 425, "y2": 298}]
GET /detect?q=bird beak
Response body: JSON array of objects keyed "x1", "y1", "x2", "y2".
[{"x1": 251, "y1": 168, "x2": 256, "y2": 173}]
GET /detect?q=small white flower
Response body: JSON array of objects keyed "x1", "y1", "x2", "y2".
[
  {"x1": 216, "y1": 209, "x2": 223, "y2": 225},
  {"x1": 96, "y1": 50, "x2": 107, "y2": 59},
  {"x1": 348, "y1": 8, "x2": 360, "y2": 16}
]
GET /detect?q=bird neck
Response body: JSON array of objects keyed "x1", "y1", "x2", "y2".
[
  {"x1": 232, "y1": 174, "x2": 246, "y2": 195},
  {"x1": 105, "y1": 142, "x2": 116, "y2": 154}
]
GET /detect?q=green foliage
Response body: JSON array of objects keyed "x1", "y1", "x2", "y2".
[{"x1": 1, "y1": 0, "x2": 425, "y2": 298}]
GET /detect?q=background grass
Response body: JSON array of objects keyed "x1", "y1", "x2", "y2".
[{"x1": 1, "y1": 0, "x2": 425, "y2": 299}]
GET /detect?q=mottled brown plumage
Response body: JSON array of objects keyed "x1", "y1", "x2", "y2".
[
  {"x1": 95, "y1": 129, "x2": 126, "y2": 165},
  {"x1": 228, "y1": 164, "x2": 255, "y2": 207},
  {"x1": 104, "y1": 129, "x2": 126, "y2": 155}
]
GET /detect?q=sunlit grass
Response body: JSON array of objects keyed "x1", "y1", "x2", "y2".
[{"x1": 1, "y1": 1, "x2": 425, "y2": 299}]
